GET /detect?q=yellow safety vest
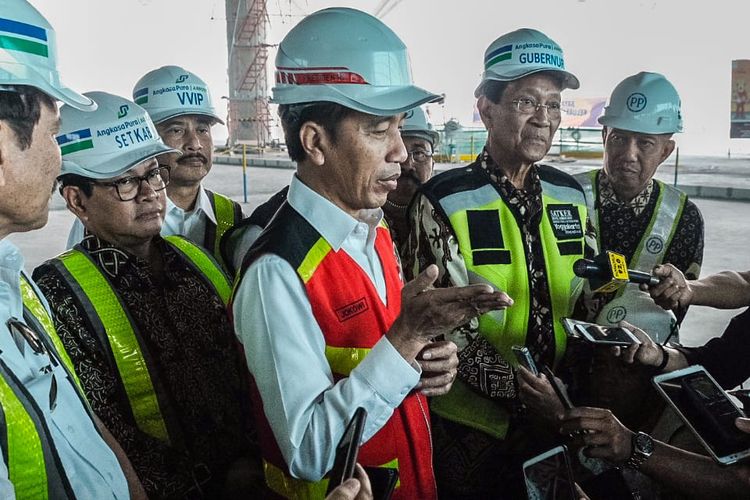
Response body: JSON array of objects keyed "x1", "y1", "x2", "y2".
[
  {"x1": 423, "y1": 163, "x2": 587, "y2": 438},
  {"x1": 47, "y1": 236, "x2": 231, "y2": 443},
  {"x1": 206, "y1": 190, "x2": 243, "y2": 270}
]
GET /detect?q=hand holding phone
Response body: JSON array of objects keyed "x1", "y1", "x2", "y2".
[
  {"x1": 562, "y1": 318, "x2": 641, "y2": 347},
  {"x1": 542, "y1": 365, "x2": 574, "y2": 411},
  {"x1": 326, "y1": 407, "x2": 367, "y2": 494},
  {"x1": 512, "y1": 345, "x2": 539, "y2": 376}
]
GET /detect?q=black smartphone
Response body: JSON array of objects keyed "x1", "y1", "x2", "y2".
[
  {"x1": 326, "y1": 407, "x2": 367, "y2": 494},
  {"x1": 512, "y1": 345, "x2": 539, "y2": 376},
  {"x1": 523, "y1": 445, "x2": 577, "y2": 500},
  {"x1": 364, "y1": 466, "x2": 399, "y2": 500},
  {"x1": 542, "y1": 365, "x2": 574, "y2": 410}
]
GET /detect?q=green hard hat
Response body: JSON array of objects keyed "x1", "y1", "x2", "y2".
[
  {"x1": 0, "y1": 0, "x2": 95, "y2": 110},
  {"x1": 475, "y1": 28, "x2": 579, "y2": 98},
  {"x1": 401, "y1": 106, "x2": 439, "y2": 147},
  {"x1": 58, "y1": 91, "x2": 179, "y2": 180},
  {"x1": 599, "y1": 71, "x2": 683, "y2": 134},
  {"x1": 133, "y1": 65, "x2": 223, "y2": 125},
  {"x1": 272, "y1": 7, "x2": 441, "y2": 116}
]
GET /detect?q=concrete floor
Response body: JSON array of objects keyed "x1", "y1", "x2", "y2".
[{"x1": 9, "y1": 161, "x2": 750, "y2": 350}]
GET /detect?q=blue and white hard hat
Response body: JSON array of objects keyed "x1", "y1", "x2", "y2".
[
  {"x1": 0, "y1": 0, "x2": 95, "y2": 110},
  {"x1": 132, "y1": 65, "x2": 223, "y2": 125},
  {"x1": 58, "y1": 91, "x2": 179, "y2": 180},
  {"x1": 599, "y1": 71, "x2": 683, "y2": 134},
  {"x1": 475, "y1": 28, "x2": 580, "y2": 98},
  {"x1": 272, "y1": 7, "x2": 441, "y2": 116},
  {"x1": 401, "y1": 106, "x2": 439, "y2": 147}
]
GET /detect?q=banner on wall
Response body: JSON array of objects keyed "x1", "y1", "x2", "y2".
[
  {"x1": 731, "y1": 59, "x2": 750, "y2": 138},
  {"x1": 560, "y1": 97, "x2": 607, "y2": 128}
]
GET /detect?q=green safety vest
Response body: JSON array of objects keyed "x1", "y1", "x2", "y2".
[
  {"x1": 205, "y1": 190, "x2": 243, "y2": 270},
  {"x1": 576, "y1": 170, "x2": 685, "y2": 343},
  {"x1": 44, "y1": 236, "x2": 231, "y2": 443},
  {"x1": 422, "y1": 163, "x2": 587, "y2": 439}
]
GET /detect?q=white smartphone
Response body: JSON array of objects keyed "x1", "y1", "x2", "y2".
[
  {"x1": 653, "y1": 365, "x2": 750, "y2": 465},
  {"x1": 561, "y1": 318, "x2": 640, "y2": 347}
]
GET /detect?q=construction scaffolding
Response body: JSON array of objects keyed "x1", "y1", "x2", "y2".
[{"x1": 225, "y1": 0, "x2": 271, "y2": 147}]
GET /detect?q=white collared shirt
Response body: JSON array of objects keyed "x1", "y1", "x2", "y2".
[
  {"x1": 233, "y1": 175, "x2": 419, "y2": 481},
  {"x1": 0, "y1": 239, "x2": 128, "y2": 498}
]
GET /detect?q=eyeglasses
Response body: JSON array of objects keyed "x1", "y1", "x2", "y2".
[
  {"x1": 6, "y1": 318, "x2": 58, "y2": 410},
  {"x1": 405, "y1": 150, "x2": 434, "y2": 164},
  {"x1": 511, "y1": 98, "x2": 562, "y2": 118},
  {"x1": 92, "y1": 165, "x2": 171, "y2": 202}
]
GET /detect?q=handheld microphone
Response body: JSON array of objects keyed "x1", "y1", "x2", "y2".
[{"x1": 573, "y1": 251, "x2": 660, "y2": 293}]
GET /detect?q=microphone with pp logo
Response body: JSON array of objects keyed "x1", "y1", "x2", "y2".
[{"x1": 573, "y1": 251, "x2": 660, "y2": 293}]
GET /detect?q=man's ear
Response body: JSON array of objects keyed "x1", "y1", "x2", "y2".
[
  {"x1": 476, "y1": 96, "x2": 493, "y2": 130},
  {"x1": 61, "y1": 185, "x2": 89, "y2": 222},
  {"x1": 299, "y1": 121, "x2": 328, "y2": 167},
  {"x1": 660, "y1": 138, "x2": 676, "y2": 164},
  {"x1": 0, "y1": 121, "x2": 15, "y2": 188}
]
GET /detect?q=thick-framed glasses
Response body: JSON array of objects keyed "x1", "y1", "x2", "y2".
[
  {"x1": 511, "y1": 98, "x2": 562, "y2": 118},
  {"x1": 405, "y1": 150, "x2": 434, "y2": 164},
  {"x1": 6, "y1": 318, "x2": 58, "y2": 409},
  {"x1": 92, "y1": 165, "x2": 171, "y2": 202}
]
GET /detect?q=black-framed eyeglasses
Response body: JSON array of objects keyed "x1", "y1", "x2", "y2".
[
  {"x1": 92, "y1": 164, "x2": 171, "y2": 202},
  {"x1": 511, "y1": 98, "x2": 562, "y2": 118},
  {"x1": 405, "y1": 150, "x2": 434, "y2": 164},
  {"x1": 6, "y1": 318, "x2": 58, "y2": 409}
]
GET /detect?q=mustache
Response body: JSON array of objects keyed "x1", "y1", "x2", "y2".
[{"x1": 177, "y1": 153, "x2": 208, "y2": 164}]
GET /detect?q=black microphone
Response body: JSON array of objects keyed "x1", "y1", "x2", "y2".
[{"x1": 573, "y1": 252, "x2": 660, "y2": 293}]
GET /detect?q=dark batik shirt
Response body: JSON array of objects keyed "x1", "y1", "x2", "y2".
[{"x1": 33, "y1": 234, "x2": 252, "y2": 499}]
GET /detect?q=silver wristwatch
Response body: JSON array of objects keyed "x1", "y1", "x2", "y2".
[{"x1": 625, "y1": 431, "x2": 654, "y2": 470}]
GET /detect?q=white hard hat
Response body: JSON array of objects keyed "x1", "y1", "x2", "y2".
[
  {"x1": 132, "y1": 65, "x2": 223, "y2": 125},
  {"x1": 598, "y1": 71, "x2": 683, "y2": 134},
  {"x1": 271, "y1": 7, "x2": 440, "y2": 116},
  {"x1": 401, "y1": 106, "x2": 439, "y2": 147},
  {"x1": 475, "y1": 28, "x2": 579, "y2": 98},
  {"x1": 58, "y1": 91, "x2": 179, "y2": 180},
  {"x1": 0, "y1": 0, "x2": 95, "y2": 110}
]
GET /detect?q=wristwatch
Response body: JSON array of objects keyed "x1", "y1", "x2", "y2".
[{"x1": 625, "y1": 431, "x2": 654, "y2": 470}]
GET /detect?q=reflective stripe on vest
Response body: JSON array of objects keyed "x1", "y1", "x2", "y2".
[
  {"x1": 0, "y1": 359, "x2": 73, "y2": 499},
  {"x1": 575, "y1": 171, "x2": 684, "y2": 342},
  {"x1": 208, "y1": 191, "x2": 241, "y2": 268},
  {"x1": 430, "y1": 178, "x2": 586, "y2": 438},
  {"x1": 19, "y1": 275, "x2": 82, "y2": 389}
]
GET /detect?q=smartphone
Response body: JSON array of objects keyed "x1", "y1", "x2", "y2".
[
  {"x1": 562, "y1": 318, "x2": 640, "y2": 346},
  {"x1": 523, "y1": 445, "x2": 577, "y2": 500},
  {"x1": 653, "y1": 365, "x2": 750, "y2": 464},
  {"x1": 326, "y1": 407, "x2": 367, "y2": 494},
  {"x1": 512, "y1": 345, "x2": 539, "y2": 376},
  {"x1": 541, "y1": 365, "x2": 574, "y2": 410}
]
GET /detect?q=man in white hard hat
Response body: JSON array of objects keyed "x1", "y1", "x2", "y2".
[
  {"x1": 383, "y1": 106, "x2": 439, "y2": 253},
  {"x1": 220, "y1": 105, "x2": 439, "y2": 276},
  {"x1": 407, "y1": 28, "x2": 594, "y2": 497},
  {"x1": 67, "y1": 65, "x2": 243, "y2": 269},
  {"x1": 34, "y1": 92, "x2": 258, "y2": 499},
  {"x1": 231, "y1": 8, "x2": 512, "y2": 499},
  {"x1": 0, "y1": 1, "x2": 143, "y2": 497}
]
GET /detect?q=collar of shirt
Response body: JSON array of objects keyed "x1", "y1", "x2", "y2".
[
  {"x1": 480, "y1": 149, "x2": 543, "y2": 197},
  {"x1": 165, "y1": 185, "x2": 217, "y2": 226},
  {"x1": 287, "y1": 175, "x2": 383, "y2": 252},
  {"x1": 599, "y1": 171, "x2": 654, "y2": 216},
  {"x1": 80, "y1": 233, "x2": 166, "y2": 279},
  {"x1": 0, "y1": 239, "x2": 24, "y2": 317}
]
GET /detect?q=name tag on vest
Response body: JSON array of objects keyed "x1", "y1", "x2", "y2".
[
  {"x1": 547, "y1": 204, "x2": 583, "y2": 239},
  {"x1": 336, "y1": 297, "x2": 370, "y2": 322}
]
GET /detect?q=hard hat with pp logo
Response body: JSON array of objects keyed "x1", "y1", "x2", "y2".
[
  {"x1": 598, "y1": 71, "x2": 683, "y2": 134},
  {"x1": 271, "y1": 7, "x2": 440, "y2": 116},
  {"x1": 401, "y1": 106, "x2": 439, "y2": 147},
  {"x1": 0, "y1": 0, "x2": 95, "y2": 110},
  {"x1": 132, "y1": 65, "x2": 223, "y2": 125},
  {"x1": 475, "y1": 28, "x2": 579, "y2": 97},
  {"x1": 58, "y1": 91, "x2": 180, "y2": 180}
]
